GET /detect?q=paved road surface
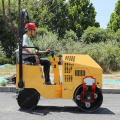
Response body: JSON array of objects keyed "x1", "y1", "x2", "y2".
[{"x1": 0, "y1": 92, "x2": 120, "y2": 120}]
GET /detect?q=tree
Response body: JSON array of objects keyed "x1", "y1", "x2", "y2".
[
  {"x1": 64, "y1": 29, "x2": 78, "y2": 41},
  {"x1": 34, "y1": 0, "x2": 99, "y2": 39},
  {"x1": 0, "y1": 0, "x2": 65, "y2": 58},
  {"x1": 42, "y1": 0, "x2": 68, "y2": 38},
  {"x1": 0, "y1": 15, "x2": 16, "y2": 58},
  {"x1": 0, "y1": 0, "x2": 59, "y2": 44},
  {"x1": 108, "y1": 0, "x2": 120, "y2": 32},
  {"x1": 0, "y1": 0, "x2": 21, "y2": 44},
  {"x1": 0, "y1": 41, "x2": 5, "y2": 57},
  {"x1": 67, "y1": 0, "x2": 100, "y2": 39},
  {"x1": 81, "y1": 26, "x2": 100, "y2": 43},
  {"x1": 81, "y1": 27, "x2": 115, "y2": 44},
  {"x1": 115, "y1": 28, "x2": 120, "y2": 42},
  {"x1": 0, "y1": 0, "x2": 99, "y2": 47}
]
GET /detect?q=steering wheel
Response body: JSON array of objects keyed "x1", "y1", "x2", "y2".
[{"x1": 44, "y1": 50, "x2": 60, "y2": 58}]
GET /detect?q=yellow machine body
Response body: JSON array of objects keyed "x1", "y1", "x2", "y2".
[
  {"x1": 16, "y1": 54, "x2": 102, "y2": 99},
  {"x1": 16, "y1": 57, "x2": 62, "y2": 99},
  {"x1": 62, "y1": 54, "x2": 102, "y2": 99}
]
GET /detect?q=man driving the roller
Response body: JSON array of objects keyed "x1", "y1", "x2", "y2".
[{"x1": 22, "y1": 23, "x2": 55, "y2": 85}]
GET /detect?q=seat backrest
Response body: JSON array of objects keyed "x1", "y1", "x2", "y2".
[
  {"x1": 23, "y1": 61, "x2": 37, "y2": 65},
  {"x1": 15, "y1": 49, "x2": 37, "y2": 65},
  {"x1": 16, "y1": 49, "x2": 19, "y2": 60}
]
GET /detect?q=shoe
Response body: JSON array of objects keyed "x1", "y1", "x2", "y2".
[{"x1": 45, "y1": 81, "x2": 56, "y2": 85}]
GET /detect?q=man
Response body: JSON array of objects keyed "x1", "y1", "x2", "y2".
[{"x1": 22, "y1": 23, "x2": 55, "y2": 85}]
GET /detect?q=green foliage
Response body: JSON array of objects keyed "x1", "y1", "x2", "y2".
[
  {"x1": 108, "y1": 0, "x2": 120, "y2": 32},
  {"x1": 64, "y1": 29, "x2": 78, "y2": 41},
  {"x1": 29, "y1": 0, "x2": 99, "y2": 38},
  {"x1": 0, "y1": 15, "x2": 16, "y2": 58},
  {"x1": 0, "y1": 0, "x2": 99, "y2": 49},
  {"x1": 0, "y1": 41, "x2": 6, "y2": 57},
  {"x1": 59, "y1": 38, "x2": 82, "y2": 54},
  {"x1": 36, "y1": 28, "x2": 49, "y2": 37},
  {"x1": 33, "y1": 28, "x2": 81, "y2": 56},
  {"x1": 0, "y1": 57, "x2": 14, "y2": 65},
  {"x1": 81, "y1": 27, "x2": 115, "y2": 43},
  {"x1": 1, "y1": 0, "x2": 119, "y2": 73},
  {"x1": 31, "y1": 28, "x2": 120, "y2": 72},
  {"x1": 23, "y1": 0, "x2": 50, "y2": 28},
  {"x1": 79, "y1": 41, "x2": 120, "y2": 72},
  {"x1": 115, "y1": 28, "x2": 120, "y2": 42},
  {"x1": 0, "y1": 80, "x2": 6, "y2": 87},
  {"x1": 99, "y1": 28, "x2": 115, "y2": 42},
  {"x1": 0, "y1": 15, "x2": 16, "y2": 64},
  {"x1": 33, "y1": 30, "x2": 61, "y2": 52},
  {"x1": 45, "y1": 0, "x2": 68, "y2": 38},
  {"x1": 67, "y1": 0, "x2": 100, "y2": 38},
  {"x1": 81, "y1": 27, "x2": 100, "y2": 43}
]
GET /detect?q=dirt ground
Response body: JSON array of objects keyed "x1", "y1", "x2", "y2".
[{"x1": 102, "y1": 74, "x2": 120, "y2": 80}]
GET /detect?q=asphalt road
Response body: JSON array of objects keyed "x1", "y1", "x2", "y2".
[{"x1": 0, "y1": 92, "x2": 120, "y2": 120}]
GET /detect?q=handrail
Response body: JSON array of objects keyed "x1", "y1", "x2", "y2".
[{"x1": 18, "y1": 9, "x2": 28, "y2": 88}]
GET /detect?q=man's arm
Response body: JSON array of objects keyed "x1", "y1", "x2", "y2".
[
  {"x1": 24, "y1": 45, "x2": 39, "y2": 64},
  {"x1": 24, "y1": 45, "x2": 35, "y2": 56},
  {"x1": 35, "y1": 49, "x2": 51, "y2": 55}
]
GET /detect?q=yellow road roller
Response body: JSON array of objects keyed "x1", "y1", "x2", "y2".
[{"x1": 16, "y1": 9, "x2": 103, "y2": 112}]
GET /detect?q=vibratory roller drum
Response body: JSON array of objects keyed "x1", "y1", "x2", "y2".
[
  {"x1": 17, "y1": 89, "x2": 40, "y2": 109},
  {"x1": 74, "y1": 85, "x2": 103, "y2": 112}
]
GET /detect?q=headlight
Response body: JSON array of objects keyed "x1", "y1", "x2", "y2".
[{"x1": 83, "y1": 77, "x2": 95, "y2": 86}]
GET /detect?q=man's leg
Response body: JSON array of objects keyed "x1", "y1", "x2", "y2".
[{"x1": 39, "y1": 58, "x2": 51, "y2": 82}]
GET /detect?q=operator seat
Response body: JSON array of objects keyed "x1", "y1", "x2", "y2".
[{"x1": 15, "y1": 49, "x2": 37, "y2": 65}]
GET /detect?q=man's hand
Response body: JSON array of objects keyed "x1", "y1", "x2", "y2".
[
  {"x1": 46, "y1": 49, "x2": 51, "y2": 51},
  {"x1": 34, "y1": 55, "x2": 40, "y2": 64},
  {"x1": 35, "y1": 49, "x2": 51, "y2": 55}
]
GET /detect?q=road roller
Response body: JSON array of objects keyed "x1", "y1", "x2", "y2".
[{"x1": 16, "y1": 9, "x2": 103, "y2": 112}]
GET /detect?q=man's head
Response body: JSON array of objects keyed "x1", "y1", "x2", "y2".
[{"x1": 25, "y1": 23, "x2": 37, "y2": 37}]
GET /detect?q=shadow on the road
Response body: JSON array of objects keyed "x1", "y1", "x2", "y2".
[{"x1": 19, "y1": 106, "x2": 115, "y2": 115}]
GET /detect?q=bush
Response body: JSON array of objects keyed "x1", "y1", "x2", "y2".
[
  {"x1": 64, "y1": 30, "x2": 78, "y2": 41},
  {"x1": 33, "y1": 29, "x2": 81, "y2": 56},
  {"x1": 32, "y1": 31, "x2": 62, "y2": 57},
  {"x1": 59, "y1": 38, "x2": 83, "y2": 54},
  {"x1": 99, "y1": 28, "x2": 115, "y2": 42},
  {"x1": 36, "y1": 28, "x2": 49, "y2": 37},
  {"x1": 81, "y1": 27, "x2": 115, "y2": 43},
  {"x1": 0, "y1": 57, "x2": 14, "y2": 65},
  {"x1": 81, "y1": 26, "x2": 100, "y2": 43},
  {"x1": 0, "y1": 80, "x2": 6, "y2": 87},
  {"x1": 115, "y1": 28, "x2": 120, "y2": 42},
  {"x1": 79, "y1": 40, "x2": 120, "y2": 72},
  {"x1": 0, "y1": 40, "x2": 15, "y2": 65},
  {"x1": 0, "y1": 41, "x2": 6, "y2": 57},
  {"x1": 0, "y1": 16, "x2": 16, "y2": 58},
  {"x1": 31, "y1": 27, "x2": 120, "y2": 72}
]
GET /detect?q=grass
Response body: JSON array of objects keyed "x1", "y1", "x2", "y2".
[{"x1": 0, "y1": 64, "x2": 16, "y2": 77}]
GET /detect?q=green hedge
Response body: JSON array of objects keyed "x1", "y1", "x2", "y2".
[
  {"x1": 79, "y1": 41, "x2": 120, "y2": 72},
  {"x1": 81, "y1": 27, "x2": 115, "y2": 43},
  {"x1": 0, "y1": 57, "x2": 15, "y2": 65}
]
